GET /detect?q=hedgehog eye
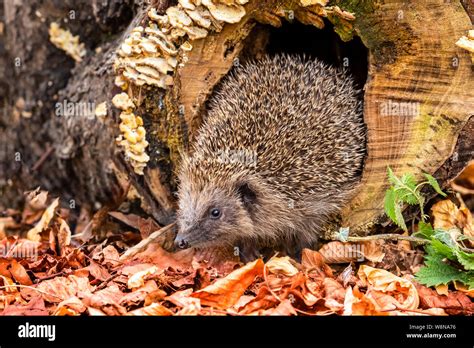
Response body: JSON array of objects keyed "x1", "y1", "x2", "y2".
[{"x1": 210, "y1": 208, "x2": 221, "y2": 219}]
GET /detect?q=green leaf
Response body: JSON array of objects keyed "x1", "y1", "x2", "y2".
[
  {"x1": 455, "y1": 249, "x2": 474, "y2": 271},
  {"x1": 415, "y1": 221, "x2": 435, "y2": 239},
  {"x1": 400, "y1": 173, "x2": 417, "y2": 190},
  {"x1": 384, "y1": 187, "x2": 407, "y2": 231},
  {"x1": 424, "y1": 173, "x2": 447, "y2": 197},
  {"x1": 415, "y1": 251, "x2": 473, "y2": 288},
  {"x1": 428, "y1": 240, "x2": 456, "y2": 261}
]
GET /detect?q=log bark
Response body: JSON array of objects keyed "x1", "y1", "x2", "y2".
[{"x1": 0, "y1": 0, "x2": 473, "y2": 239}]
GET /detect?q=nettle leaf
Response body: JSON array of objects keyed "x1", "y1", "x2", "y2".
[
  {"x1": 400, "y1": 173, "x2": 417, "y2": 190},
  {"x1": 415, "y1": 251, "x2": 472, "y2": 288},
  {"x1": 428, "y1": 240, "x2": 456, "y2": 261},
  {"x1": 424, "y1": 173, "x2": 447, "y2": 197},
  {"x1": 455, "y1": 249, "x2": 474, "y2": 271},
  {"x1": 387, "y1": 167, "x2": 399, "y2": 187},
  {"x1": 397, "y1": 189, "x2": 419, "y2": 205},
  {"x1": 415, "y1": 221, "x2": 435, "y2": 239},
  {"x1": 384, "y1": 188, "x2": 407, "y2": 231}
]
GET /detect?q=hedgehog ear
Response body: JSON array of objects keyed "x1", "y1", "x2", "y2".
[{"x1": 236, "y1": 181, "x2": 257, "y2": 210}]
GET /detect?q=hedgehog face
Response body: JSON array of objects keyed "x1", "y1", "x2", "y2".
[{"x1": 175, "y1": 182, "x2": 256, "y2": 250}]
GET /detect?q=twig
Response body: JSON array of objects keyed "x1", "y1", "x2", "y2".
[
  {"x1": 0, "y1": 284, "x2": 64, "y2": 300},
  {"x1": 32, "y1": 146, "x2": 54, "y2": 171},
  {"x1": 93, "y1": 273, "x2": 119, "y2": 293},
  {"x1": 119, "y1": 223, "x2": 176, "y2": 261},
  {"x1": 339, "y1": 234, "x2": 429, "y2": 245}
]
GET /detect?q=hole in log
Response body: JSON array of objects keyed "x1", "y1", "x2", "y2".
[{"x1": 265, "y1": 20, "x2": 369, "y2": 89}]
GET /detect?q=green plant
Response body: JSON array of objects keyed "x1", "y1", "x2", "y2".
[
  {"x1": 383, "y1": 167, "x2": 446, "y2": 231},
  {"x1": 383, "y1": 167, "x2": 474, "y2": 290}
]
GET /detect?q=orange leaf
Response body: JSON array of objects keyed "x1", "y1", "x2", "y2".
[
  {"x1": 192, "y1": 259, "x2": 264, "y2": 309},
  {"x1": 26, "y1": 198, "x2": 59, "y2": 242},
  {"x1": 358, "y1": 265, "x2": 419, "y2": 312},
  {"x1": 301, "y1": 249, "x2": 333, "y2": 277},
  {"x1": 9, "y1": 260, "x2": 33, "y2": 286},
  {"x1": 128, "y1": 303, "x2": 173, "y2": 316}
]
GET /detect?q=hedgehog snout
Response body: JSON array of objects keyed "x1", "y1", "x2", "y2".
[{"x1": 174, "y1": 234, "x2": 190, "y2": 250}]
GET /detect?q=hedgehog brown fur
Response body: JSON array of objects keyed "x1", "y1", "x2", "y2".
[{"x1": 175, "y1": 54, "x2": 366, "y2": 260}]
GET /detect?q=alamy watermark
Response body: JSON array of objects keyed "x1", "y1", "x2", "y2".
[
  {"x1": 55, "y1": 99, "x2": 96, "y2": 119},
  {"x1": 0, "y1": 241, "x2": 38, "y2": 260},
  {"x1": 217, "y1": 149, "x2": 258, "y2": 167},
  {"x1": 379, "y1": 99, "x2": 420, "y2": 117}
]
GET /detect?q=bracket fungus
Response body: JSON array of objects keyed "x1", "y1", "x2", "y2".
[
  {"x1": 48, "y1": 22, "x2": 86, "y2": 62},
  {"x1": 112, "y1": 93, "x2": 150, "y2": 176}
]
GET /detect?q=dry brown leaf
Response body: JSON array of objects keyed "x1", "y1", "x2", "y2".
[
  {"x1": 192, "y1": 259, "x2": 264, "y2": 309},
  {"x1": 127, "y1": 302, "x2": 174, "y2": 316},
  {"x1": 301, "y1": 249, "x2": 333, "y2": 277},
  {"x1": 102, "y1": 245, "x2": 121, "y2": 267},
  {"x1": 451, "y1": 161, "x2": 474, "y2": 194},
  {"x1": 57, "y1": 217, "x2": 71, "y2": 254},
  {"x1": 127, "y1": 265, "x2": 159, "y2": 289},
  {"x1": 83, "y1": 260, "x2": 111, "y2": 282},
  {"x1": 358, "y1": 265, "x2": 419, "y2": 312},
  {"x1": 120, "y1": 280, "x2": 158, "y2": 308},
  {"x1": 258, "y1": 299, "x2": 297, "y2": 315},
  {"x1": 454, "y1": 282, "x2": 474, "y2": 298},
  {"x1": 0, "y1": 217, "x2": 18, "y2": 238},
  {"x1": 417, "y1": 284, "x2": 474, "y2": 315},
  {"x1": 82, "y1": 284, "x2": 127, "y2": 316},
  {"x1": 27, "y1": 198, "x2": 59, "y2": 242},
  {"x1": 237, "y1": 286, "x2": 280, "y2": 315},
  {"x1": 53, "y1": 296, "x2": 87, "y2": 316},
  {"x1": 431, "y1": 199, "x2": 474, "y2": 243},
  {"x1": 1, "y1": 295, "x2": 48, "y2": 316},
  {"x1": 266, "y1": 256, "x2": 299, "y2": 276},
  {"x1": 109, "y1": 211, "x2": 160, "y2": 239},
  {"x1": 9, "y1": 259, "x2": 33, "y2": 285},
  {"x1": 166, "y1": 288, "x2": 201, "y2": 314},
  {"x1": 37, "y1": 275, "x2": 93, "y2": 303},
  {"x1": 323, "y1": 278, "x2": 345, "y2": 312}
]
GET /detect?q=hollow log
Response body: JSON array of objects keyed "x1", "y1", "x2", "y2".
[{"x1": 0, "y1": 0, "x2": 473, "y2": 239}]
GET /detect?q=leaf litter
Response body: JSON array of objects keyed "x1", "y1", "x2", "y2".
[{"x1": 0, "y1": 186, "x2": 473, "y2": 316}]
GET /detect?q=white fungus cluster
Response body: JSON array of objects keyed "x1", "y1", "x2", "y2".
[
  {"x1": 112, "y1": 93, "x2": 150, "y2": 175},
  {"x1": 112, "y1": 0, "x2": 250, "y2": 175}
]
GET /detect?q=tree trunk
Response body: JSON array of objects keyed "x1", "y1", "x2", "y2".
[{"x1": 0, "y1": 0, "x2": 472, "y2": 238}]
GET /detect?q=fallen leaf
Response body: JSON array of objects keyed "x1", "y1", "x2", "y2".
[
  {"x1": 27, "y1": 198, "x2": 59, "y2": 242},
  {"x1": 416, "y1": 284, "x2": 474, "y2": 315},
  {"x1": 83, "y1": 261, "x2": 111, "y2": 282},
  {"x1": 191, "y1": 259, "x2": 264, "y2": 309},
  {"x1": 259, "y1": 299, "x2": 297, "y2": 315},
  {"x1": 53, "y1": 296, "x2": 87, "y2": 316},
  {"x1": 9, "y1": 259, "x2": 33, "y2": 285},
  {"x1": 57, "y1": 217, "x2": 71, "y2": 254},
  {"x1": 102, "y1": 245, "x2": 120, "y2": 267},
  {"x1": 431, "y1": 199, "x2": 474, "y2": 245},
  {"x1": 266, "y1": 256, "x2": 299, "y2": 276},
  {"x1": 358, "y1": 265, "x2": 419, "y2": 311},
  {"x1": 82, "y1": 284, "x2": 127, "y2": 316},
  {"x1": 37, "y1": 275, "x2": 93, "y2": 303},
  {"x1": 166, "y1": 288, "x2": 201, "y2": 314},
  {"x1": 301, "y1": 249, "x2": 333, "y2": 277},
  {"x1": 127, "y1": 266, "x2": 159, "y2": 289},
  {"x1": 1, "y1": 295, "x2": 48, "y2": 316},
  {"x1": 323, "y1": 278, "x2": 345, "y2": 312},
  {"x1": 127, "y1": 302, "x2": 173, "y2": 316},
  {"x1": 120, "y1": 280, "x2": 158, "y2": 308},
  {"x1": 237, "y1": 286, "x2": 280, "y2": 315},
  {"x1": 109, "y1": 212, "x2": 160, "y2": 239}
]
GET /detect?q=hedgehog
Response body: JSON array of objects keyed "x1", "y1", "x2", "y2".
[{"x1": 174, "y1": 54, "x2": 366, "y2": 261}]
